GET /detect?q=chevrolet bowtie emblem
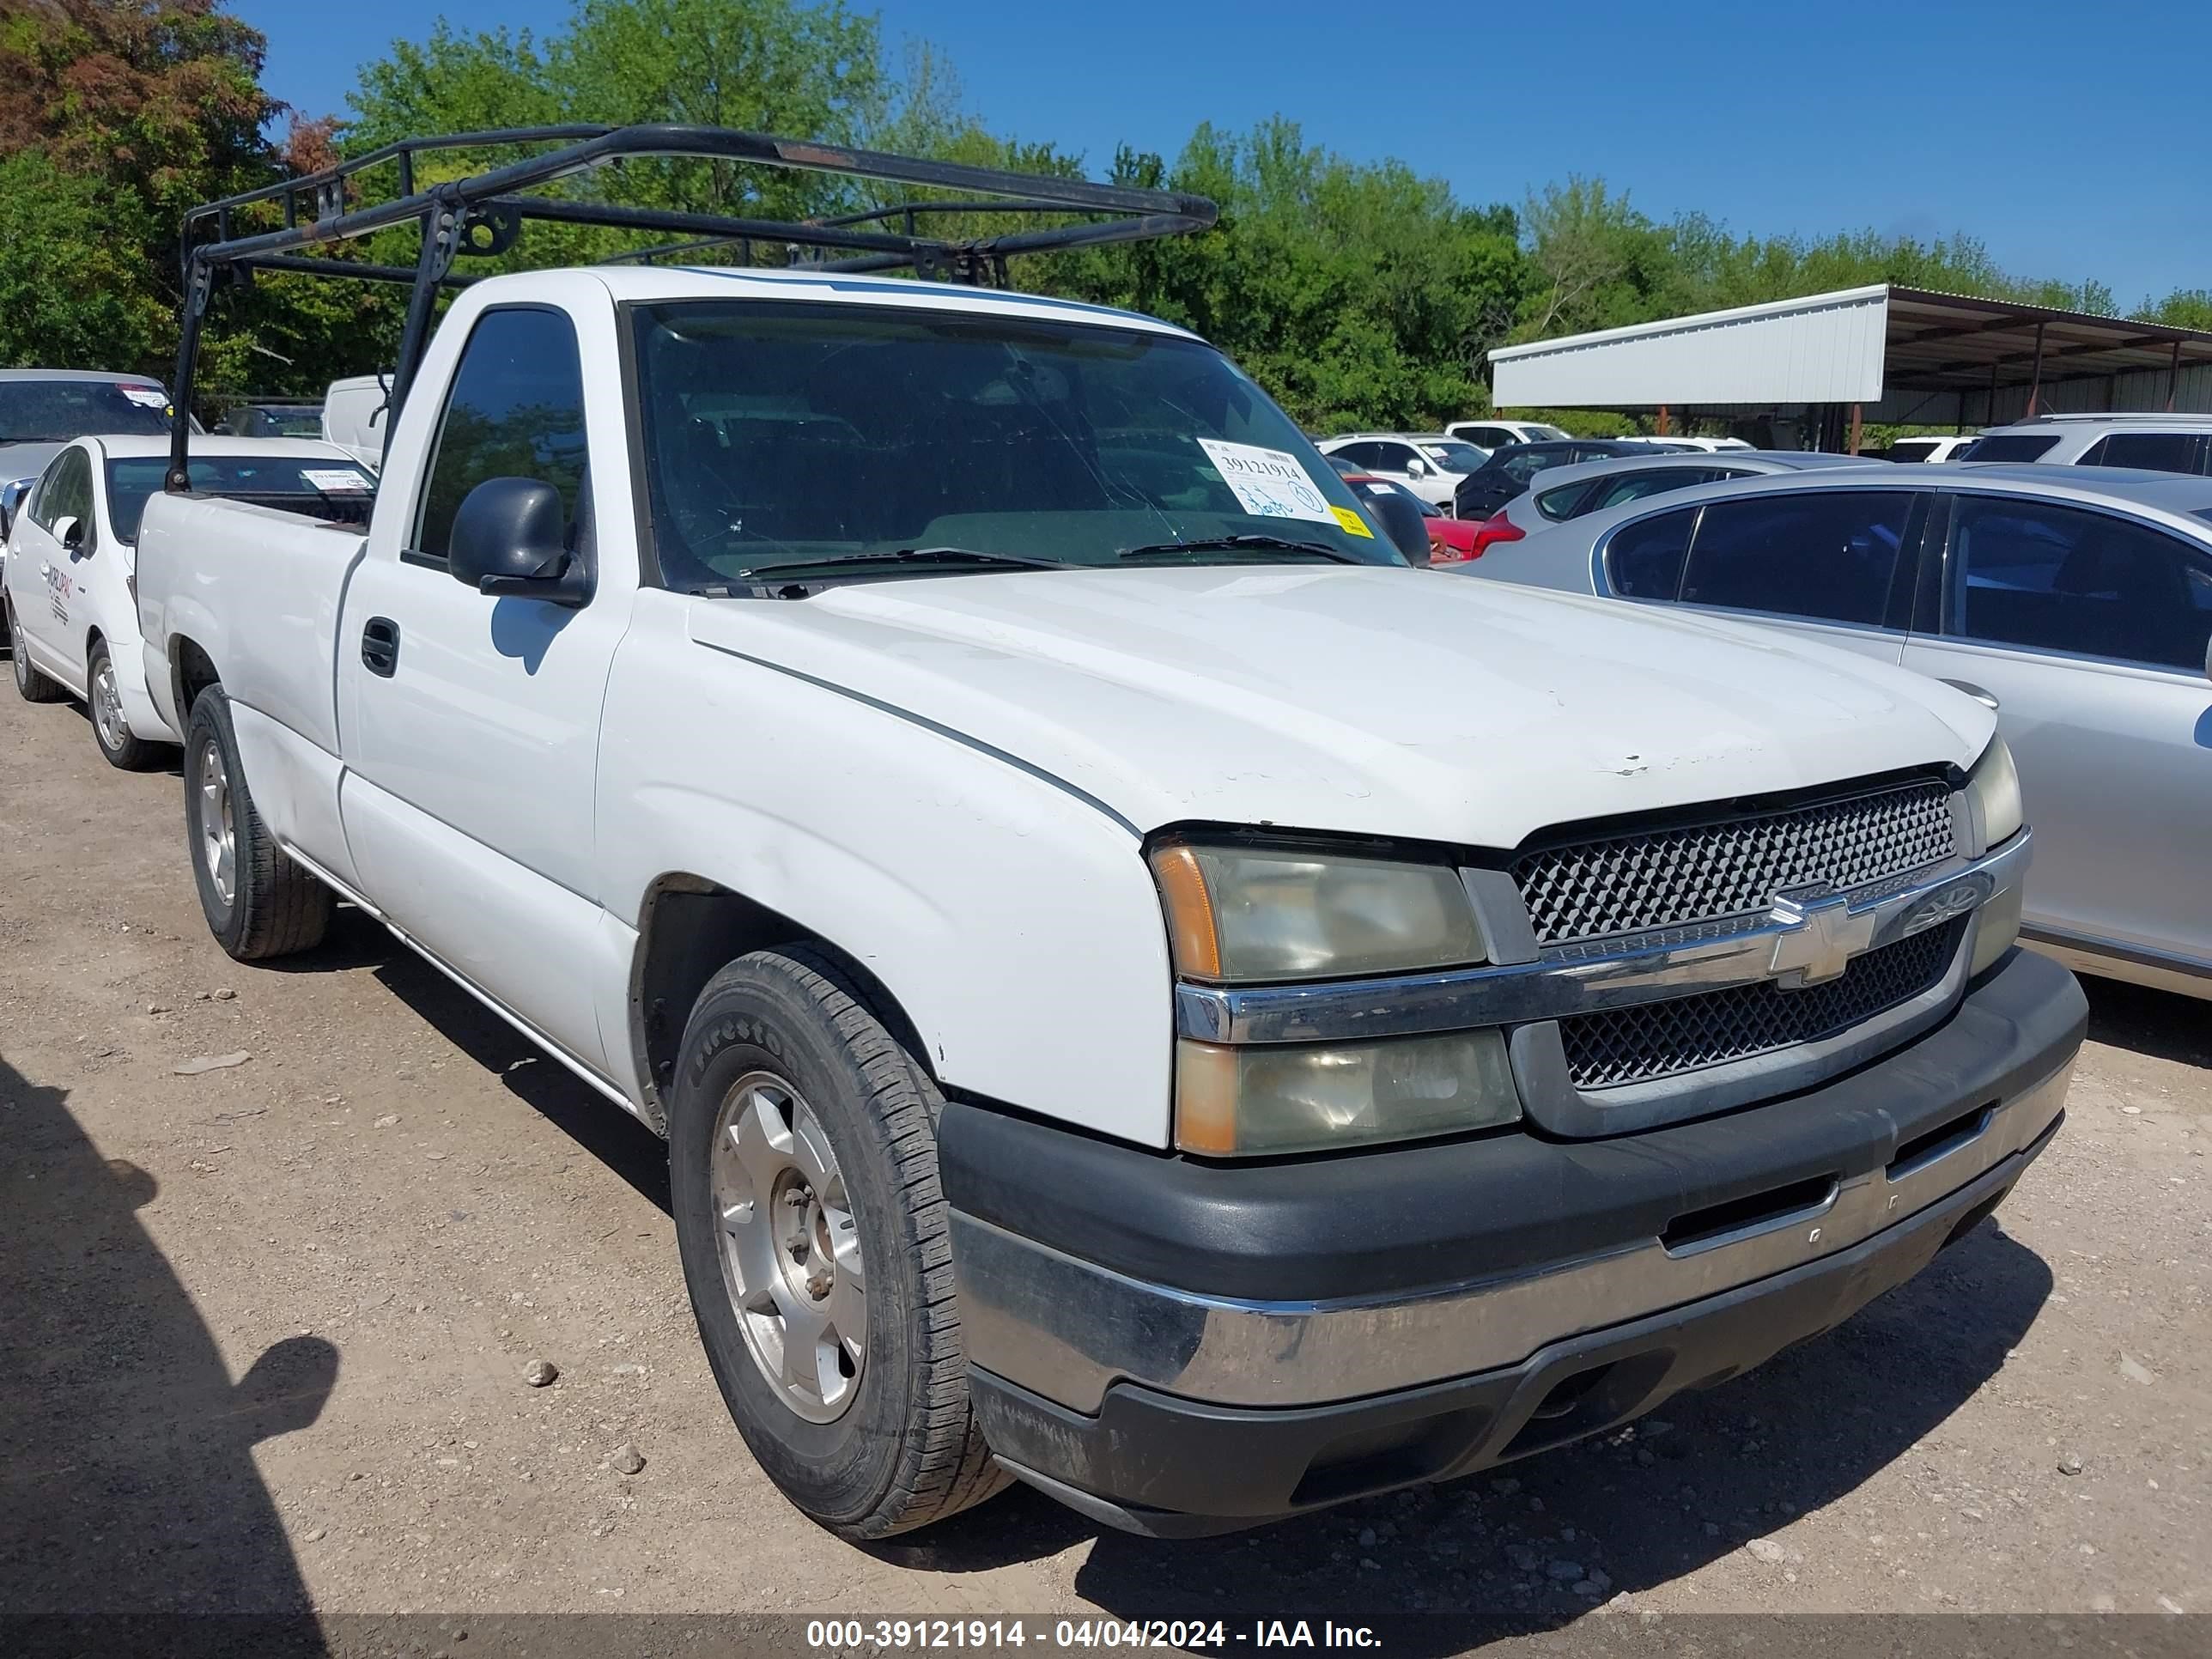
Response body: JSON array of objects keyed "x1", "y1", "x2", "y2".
[{"x1": 1767, "y1": 895, "x2": 1876, "y2": 988}]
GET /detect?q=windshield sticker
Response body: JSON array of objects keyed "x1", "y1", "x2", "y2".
[
  {"x1": 118, "y1": 386, "x2": 170, "y2": 410},
  {"x1": 301, "y1": 469, "x2": 372, "y2": 493},
  {"x1": 1329, "y1": 505, "x2": 1374, "y2": 538},
  {"x1": 1196, "y1": 439, "x2": 1337, "y2": 525}
]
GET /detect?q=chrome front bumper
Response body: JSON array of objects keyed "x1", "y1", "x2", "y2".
[{"x1": 954, "y1": 1054, "x2": 2070, "y2": 1414}]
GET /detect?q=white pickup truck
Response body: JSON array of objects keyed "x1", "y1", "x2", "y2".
[{"x1": 137, "y1": 260, "x2": 2085, "y2": 1541}]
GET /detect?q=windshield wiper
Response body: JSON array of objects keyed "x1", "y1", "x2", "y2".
[
  {"x1": 1117, "y1": 534, "x2": 1361, "y2": 565},
  {"x1": 729, "y1": 546, "x2": 1074, "y2": 580}
]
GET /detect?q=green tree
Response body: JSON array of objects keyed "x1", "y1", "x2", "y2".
[{"x1": 0, "y1": 0, "x2": 386, "y2": 397}]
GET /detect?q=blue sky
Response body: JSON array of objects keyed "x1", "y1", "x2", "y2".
[{"x1": 232, "y1": 0, "x2": 2205, "y2": 307}]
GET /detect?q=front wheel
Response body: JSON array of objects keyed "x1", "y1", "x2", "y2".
[
  {"x1": 88, "y1": 640, "x2": 163, "y2": 770},
  {"x1": 669, "y1": 946, "x2": 1008, "y2": 1539},
  {"x1": 8, "y1": 599, "x2": 66, "y2": 702},
  {"x1": 182, "y1": 686, "x2": 331, "y2": 959}
]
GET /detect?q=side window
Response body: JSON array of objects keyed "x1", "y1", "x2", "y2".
[
  {"x1": 415, "y1": 307, "x2": 589, "y2": 562},
  {"x1": 2075, "y1": 432, "x2": 2202, "y2": 474},
  {"x1": 1948, "y1": 495, "x2": 2212, "y2": 672},
  {"x1": 1332, "y1": 442, "x2": 1378, "y2": 470},
  {"x1": 37, "y1": 449, "x2": 94, "y2": 546},
  {"x1": 1589, "y1": 467, "x2": 1719, "y2": 512},
  {"x1": 1680, "y1": 490, "x2": 1913, "y2": 625},
  {"x1": 1501, "y1": 450, "x2": 1557, "y2": 484},
  {"x1": 1377, "y1": 444, "x2": 1419, "y2": 474},
  {"x1": 27, "y1": 453, "x2": 70, "y2": 532},
  {"x1": 1604, "y1": 507, "x2": 1698, "y2": 599},
  {"x1": 1534, "y1": 481, "x2": 1590, "y2": 521}
]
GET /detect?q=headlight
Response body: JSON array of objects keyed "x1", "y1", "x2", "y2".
[
  {"x1": 1176, "y1": 1029, "x2": 1520, "y2": 1156},
  {"x1": 1963, "y1": 737, "x2": 2023, "y2": 854},
  {"x1": 1150, "y1": 843, "x2": 1483, "y2": 982}
]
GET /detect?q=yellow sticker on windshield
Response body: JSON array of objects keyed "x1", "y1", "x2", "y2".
[{"x1": 1331, "y1": 505, "x2": 1374, "y2": 538}]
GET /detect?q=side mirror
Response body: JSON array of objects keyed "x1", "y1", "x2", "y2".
[
  {"x1": 1405, "y1": 458, "x2": 1429, "y2": 478},
  {"x1": 0, "y1": 478, "x2": 27, "y2": 539},
  {"x1": 447, "y1": 477, "x2": 590, "y2": 606},
  {"x1": 53, "y1": 515, "x2": 83, "y2": 554}
]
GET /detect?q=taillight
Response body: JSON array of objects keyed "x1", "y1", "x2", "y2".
[{"x1": 1464, "y1": 510, "x2": 1525, "y2": 561}]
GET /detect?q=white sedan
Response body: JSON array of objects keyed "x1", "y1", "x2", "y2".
[
  {"x1": 1315, "y1": 433, "x2": 1487, "y2": 509},
  {"x1": 4, "y1": 434, "x2": 373, "y2": 768}
]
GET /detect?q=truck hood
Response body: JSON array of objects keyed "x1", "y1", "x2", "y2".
[{"x1": 686, "y1": 566, "x2": 1993, "y2": 848}]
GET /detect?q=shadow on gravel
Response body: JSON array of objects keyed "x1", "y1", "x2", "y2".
[
  {"x1": 2079, "y1": 973, "x2": 2210, "y2": 1070},
  {"x1": 0, "y1": 1053, "x2": 337, "y2": 1637},
  {"x1": 881, "y1": 1219, "x2": 2051, "y2": 1652},
  {"x1": 285, "y1": 907, "x2": 674, "y2": 1215}
]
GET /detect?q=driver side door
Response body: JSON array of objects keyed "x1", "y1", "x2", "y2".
[
  {"x1": 336, "y1": 300, "x2": 632, "y2": 1077},
  {"x1": 11, "y1": 447, "x2": 95, "y2": 691}
]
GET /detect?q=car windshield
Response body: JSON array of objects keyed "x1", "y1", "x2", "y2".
[
  {"x1": 228, "y1": 405, "x2": 325, "y2": 438},
  {"x1": 1526, "y1": 425, "x2": 1570, "y2": 441},
  {"x1": 0, "y1": 380, "x2": 173, "y2": 444},
  {"x1": 630, "y1": 300, "x2": 1400, "y2": 585},
  {"x1": 106, "y1": 455, "x2": 374, "y2": 543},
  {"x1": 1419, "y1": 441, "x2": 1486, "y2": 472}
]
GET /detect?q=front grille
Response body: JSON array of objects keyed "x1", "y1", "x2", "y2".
[
  {"x1": 1559, "y1": 916, "x2": 1967, "y2": 1091},
  {"x1": 1514, "y1": 779, "x2": 1957, "y2": 947}
]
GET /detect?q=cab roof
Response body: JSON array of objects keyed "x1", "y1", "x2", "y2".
[{"x1": 571, "y1": 262, "x2": 1200, "y2": 339}]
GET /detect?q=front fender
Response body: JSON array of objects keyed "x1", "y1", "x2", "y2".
[{"x1": 595, "y1": 601, "x2": 1176, "y2": 1148}]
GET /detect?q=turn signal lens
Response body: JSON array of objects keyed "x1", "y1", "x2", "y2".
[{"x1": 1964, "y1": 738, "x2": 2023, "y2": 854}]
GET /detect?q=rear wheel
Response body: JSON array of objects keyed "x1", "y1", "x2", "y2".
[
  {"x1": 182, "y1": 686, "x2": 331, "y2": 959},
  {"x1": 88, "y1": 640, "x2": 162, "y2": 770},
  {"x1": 669, "y1": 946, "x2": 1008, "y2": 1539},
  {"x1": 8, "y1": 599, "x2": 66, "y2": 702}
]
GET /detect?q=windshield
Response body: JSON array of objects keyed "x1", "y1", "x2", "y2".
[
  {"x1": 631, "y1": 300, "x2": 1400, "y2": 585},
  {"x1": 106, "y1": 455, "x2": 374, "y2": 543},
  {"x1": 227, "y1": 405, "x2": 325, "y2": 439},
  {"x1": 0, "y1": 380, "x2": 173, "y2": 444},
  {"x1": 1419, "y1": 441, "x2": 1486, "y2": 473},
  {"x1": 1526, "y1": 424, "x2": 1571, "y2": 442}
]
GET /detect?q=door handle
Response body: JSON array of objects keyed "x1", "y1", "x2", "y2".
[
  {"x1": 361, "y1": 616, "x2": 400, "y2": 678},
  {"x1": 1940, "y1": 678, "x2": 2000, "y2": 713}
]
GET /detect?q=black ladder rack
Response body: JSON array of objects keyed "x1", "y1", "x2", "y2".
[{"x1": 167, "y1": 123, "x2": 1218, "y2": 490}]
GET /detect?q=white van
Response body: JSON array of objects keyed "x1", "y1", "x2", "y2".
[{"x1": 320, "y1": 374, "x2": 392, "y2": 471}]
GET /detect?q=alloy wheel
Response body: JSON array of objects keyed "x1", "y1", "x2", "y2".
[{"x1": 711, "y1": 1071, "x2": 866, "y2": 1423}]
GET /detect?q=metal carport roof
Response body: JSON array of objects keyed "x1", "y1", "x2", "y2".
[{"x1": 1489, "y1": 284, "x2": 2212, "y2": 427}]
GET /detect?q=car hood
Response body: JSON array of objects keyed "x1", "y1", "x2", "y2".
[
  {"x1": 686, "y1": 566, "x2": 1992, "y2": 848},
  {"x1": 0, "y1": 440, "x2": 64, "y2": 483}
]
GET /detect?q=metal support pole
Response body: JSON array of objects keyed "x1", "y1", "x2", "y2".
[
  {"x1": 1848, "y1": 404, "x2": 1863, "y2": 455},
  {"x1": 389, "y1": 202, "x2": 460, "y2": 426},
  {"x1": 166, "y1": 259, "x2": 214, "y2": 492},
  {"x1": 2168, "y1": 338, "x2": 2183, "y2": 411},
  {"x1": 1656, "y1": 404, "x2": 1671, "y2": 436},
  {"x1": 2027, "y1": 321, "x2": 2045, "y2": 416}
]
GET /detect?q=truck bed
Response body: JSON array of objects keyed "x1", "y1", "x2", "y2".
[{"x1": 136, "y1": 493, "x2": 367, "y2": 757}]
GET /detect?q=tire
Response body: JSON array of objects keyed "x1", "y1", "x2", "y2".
[
  {"x1": 669, "y1": 945, "x2": 1009, "y2": 1539},
  {"x1": 88, "y1": 639, "x2": 163, "y2": 770},
  {"x1": 182, "y1": 686, "x2": 331, "y2": 960},
  {"x1": 8, "y1": 599, "x2": 67, "y2": 703}
]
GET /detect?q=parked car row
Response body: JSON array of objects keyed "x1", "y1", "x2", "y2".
[{"x1": 1456, "y1": 461, "x2": 2212, "y2": 1000}]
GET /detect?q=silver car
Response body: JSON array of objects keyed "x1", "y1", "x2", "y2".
[
  {"x1": 1958, "y1": 412, "x2": 2212, "y2": 471},
  {"x1": 1459, "y1": 464, "x2": 2212, "y2": 999},
  {"x1": 1443, "y1": 447, "x2": 1887, "y2": 563},
  {"x1": 0, "y1": 369, "x2": 180, "y2": 586}
]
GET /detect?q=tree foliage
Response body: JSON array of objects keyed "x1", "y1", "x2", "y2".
[{"x1": 0, "y1": 0, "x2": 2203, "y2": 433}]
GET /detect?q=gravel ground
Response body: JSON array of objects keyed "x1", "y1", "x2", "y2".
[{"x1": 1, "y1": 678, "x2": 2206, "y2": 1647}]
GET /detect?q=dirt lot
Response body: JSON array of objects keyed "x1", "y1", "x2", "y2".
[{"x1": 2, "y1": 678, "x2": 2207, "y2": 1648}]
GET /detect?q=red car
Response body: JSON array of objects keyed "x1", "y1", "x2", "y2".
[{"x1": 1331, "y1": 465, "x2": 1477, "y2": 566}]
